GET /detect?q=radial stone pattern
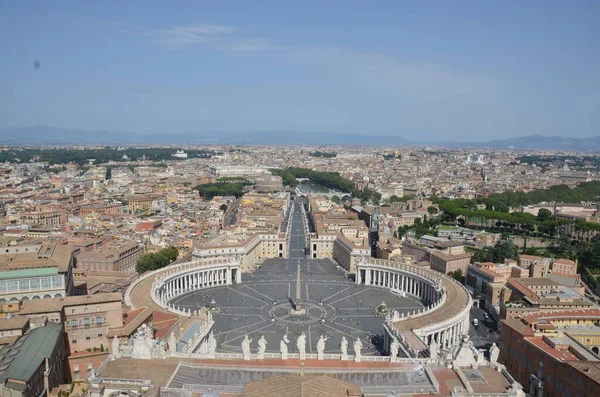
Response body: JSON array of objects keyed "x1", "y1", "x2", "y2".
[{"x1": 169, "y1": 258, "x2": 426, "y2": 356}]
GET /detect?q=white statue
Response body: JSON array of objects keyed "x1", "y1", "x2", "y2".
[
  {"x1": 317, "y1": 335, "x2": 328, "y2": 360},
  {"x1": 297, "y1": 332, "x2": 307, "y2": 360},
  {"x1": 168, "y1": 332, "x2": 177, "y2": 354},
  {"x1": 489, "y1": 342, "x2": 500, "y2": 364},
  {"x1": 257, "y1": 335, "x2": 268, "y2": 359},
  {"x1": 132, "y1": 325, "x2": 152, "y2": 359},
  {"x1": 280, "y1": 335, "x2": 289, "y2": 359},
  {"x1": 241, "y1": 335, "x2": 252, "y2": 360},
  {"x1": 340, "y1": 336, "x2": 348, "y2": 360},
  {"x1": 429, "y1": 339, "x2": 438, "y2": 359},
  {"x1": 208, "y1": 331, "x2": 217, "y2": 357},
  {"x1": 353, "y1": 338, "x2": 363, "y2": 362},
  {"x1": 111, "y1": 336, "x2": 121, "y2": 358},
  {"x1": 390, "y1": 339, "x2": 400, "y2": 362}
]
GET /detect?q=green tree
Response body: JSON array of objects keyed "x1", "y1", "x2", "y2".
[
  {"x1": 219, "y1": 204, "x2": 228, "y2": 212},
  {"x1": 491, "y1": 240, "x2": 518, "y2": 263},
  {"x1": 536, "y1": 208, "x2": 553, "y2": 222},
  {"x1": 427, "y1": 206, "x2": 438, "y2": 215},
  {"x1": 448, "y1": 269, "x2": 465, "y2": 284}
]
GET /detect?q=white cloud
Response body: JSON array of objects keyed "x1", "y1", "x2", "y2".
[{"x1": 154, "y1": 24, "x2": 236, "y2": 47}]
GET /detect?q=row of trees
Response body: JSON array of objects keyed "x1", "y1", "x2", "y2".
[
  {"x1": 194, "y1": 180, "x2": 252, "y2": 199},
  {"x1": 309, "y1": 151, "x2": 337, "y2": 158},
  {"x1": 0, "y1": 148, "x2": 217, "y2": 165},
  {"x1": 136, "y1": 246, "x2": 179, "y2": 273},
  {"x1": 271, "y1": 167, "x2": 382, "y2": 204}
]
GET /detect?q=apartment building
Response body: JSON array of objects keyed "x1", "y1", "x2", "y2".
[
  {"x1": 500, "y1": 309, "x2": 600, "y2": 397},
  {"x1": 18, "y1": 210, "x2": 63, "y2": 227},
  {"x1": 307, "y1": 195, "x2": 370, "y2": 273},
  {"x1": 75, "y1": 241, "x2": 143, "y2": 272},
  {"x1": 501, "y1": 278, "x2": 594, "y2": 320}
]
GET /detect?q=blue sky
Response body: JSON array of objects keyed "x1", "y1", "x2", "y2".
[{"x1": 0, "y1": 1, "x2": 598, "y2": 141}]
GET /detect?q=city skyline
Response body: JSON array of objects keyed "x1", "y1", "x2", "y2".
[{"x1": 1, "y1": 1, "x2": 599, "y2": 141}]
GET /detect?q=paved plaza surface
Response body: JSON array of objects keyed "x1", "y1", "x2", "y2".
[
  {"x1": 172, "y1": 259, "x2": 425, "y2": 355},
  {"x1": 171, "y1": 197, "x2": 425, "y2": 356}
]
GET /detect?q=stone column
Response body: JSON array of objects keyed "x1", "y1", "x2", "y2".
[
  {"x1": 356, "y1": 268, "x2": 362, "y2": 284},
  {"x1": 365, "y1": 269, "x2": 371, "y2": 285}
]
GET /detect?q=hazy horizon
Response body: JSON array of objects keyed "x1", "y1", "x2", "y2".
[{"x1": 1, "y1": 1, "x2": 598, "y2": 141}]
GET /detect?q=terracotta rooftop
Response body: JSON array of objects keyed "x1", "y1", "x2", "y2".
[
  {"x1": 522, "y1": 308, "x2": 600, "y2": 324},
  {"x1": 19, "y1": 292, "x2": 122, "y2": 314},
  {"x1": 566, "y1": 361, "x2": 600, "y2": 385},
  {"x1": 526, "y1": 337, "x2": 578, "y2": 361}
]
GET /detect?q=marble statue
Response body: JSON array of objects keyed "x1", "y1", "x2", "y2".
[
  {"x1": 280, "y1": 335, "x2": 289, "y2": 359},
  {"x1": 132, "y1": 325, "x2": 152, "y2": 359},
  {"x1": 353, "y1": 338, "x2": 363, "y2": 362},
  {"x1": 152, "y1": 340, "x2": 167, "y2": 359},
  {"x1": 168, "y1": 332, "x2": 177, "y2": 354},
  {"x1": 241, "y1": 335, "x2": 252, "y2": 360},
  {"x1": 429, "y1": 339, "x2": 438, "y2": 359},
  {"x1": 340, "y1": 336, "x2": 348, "y2": 360},
  {"x1": 257, "y1": 335, "x2": 268, "y2": 359},
  {"x1": 297, "y1": 332, "x2": 307, "y2": 360},
  {"x1": 317, "y1": 335, "x2": 328, "y2": 360},
  {"x1": 208, "y1": 331, "x2": 217, "y2": 357},
  {"x1": 111, "y1": 336, "x2": 120, "y2": 358},
  {"x1": 489, "y1": 342, "x2": 500, "y2": 364},
  {"x1": 390, "y1": 339, "x2": 400, "y2": 362}
]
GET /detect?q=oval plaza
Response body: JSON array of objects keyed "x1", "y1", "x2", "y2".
[{"x1": 126, "y1": 195, "x2": 472, "y2": 360}]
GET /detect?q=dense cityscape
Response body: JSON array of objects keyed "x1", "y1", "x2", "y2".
[
  {"x1": 2, "y1": 1, "x2": 599, "y2": 396},
  {"x1": 1, "y1": 145, "x2": 600, "y2": 396}
]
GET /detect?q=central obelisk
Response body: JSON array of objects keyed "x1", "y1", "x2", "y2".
[{"x1": 291, "y1": 260, "x2": 306, "y2": 315}]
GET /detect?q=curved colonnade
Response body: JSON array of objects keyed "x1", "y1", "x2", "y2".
[
  {"x1": 355, "y1": 257, "x2": 472, "y2": 354},
  {"x1": 126, "y1": 255, "x2": 470, "y2": 357},
  {"x1": 125, "y1": 257, "x2": 242, "y2": 317}
]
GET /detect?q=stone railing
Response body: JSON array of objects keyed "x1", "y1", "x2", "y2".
[
  {"x1": 170, "y1": 350, "x2": 434, "y2": 365},
  {"x1": 125, "y1": 256, "x2": 241, "y2": 310}
]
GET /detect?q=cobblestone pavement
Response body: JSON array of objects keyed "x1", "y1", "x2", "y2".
[{"x1": 171, "y1": 259, "x2": 425, "y2": 356}]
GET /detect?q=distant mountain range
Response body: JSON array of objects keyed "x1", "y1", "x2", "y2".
[{"x1": 0, "y1": 126, "x2": 599, "y2": 150}]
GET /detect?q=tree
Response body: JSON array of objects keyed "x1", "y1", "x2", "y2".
[
  {"x1": 536, "y1": 208, "x2": 552, "y2": 222},
  {"x1": 448, "y1": 269, "x2": 465, "y2": 284},
  {"x1": 136, "y1": 246, "x2": 179, "y2": 273},
  {"x1": 491, "y1": 240, "x2": 518, "y2": 263},
  {"x1": 427, "y1": 206, "x2": 439, "y2": 215},
  {"x1": 331, "y1": 195, "x2": 340, "y2": 204},
  {"x1": 219, "y1": 204, "x2": 228, "y2": 212}
]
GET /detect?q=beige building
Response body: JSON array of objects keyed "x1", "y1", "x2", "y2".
[
  {"x1": 0, "y1": 243, "x2": 74, "y2": 302},
  {"x1": 76, "y1": 241, "x2": 144, "y2": 272}
]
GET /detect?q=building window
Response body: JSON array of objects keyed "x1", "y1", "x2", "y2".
[
  {"x1": 74, "y1": 364, "x2": 79, "y2": 371},
  {"x1": 87, "y1": 362, "x2": 93, "y2": 369},
  {"x1": 72, "y1": 340, "x2": 77, "y2": 344},
  {"x1": 71, "y1": 309, "x2": 76, "y2": 314},
  {"x1": 96, "y1": 306, "x2": 100, "y2": 312},
  {"x1": 71, "y1": 318, "x2": 77, "y2": 327},
  {"x1": 84, "y1": 307, "x2": 88, "y2": 313},
  {"x1": 96, "y1": 315, "x2": 102, "y2": 325},
  {"x1": 98, "y1": 334, "x2": 102, "y2": 337},
  {"x1": 86, "y1": 337, "x2": 91, "y2": 340},
  {"x1": 84, "y1": 317, "x2": 90, "y2": 326}
]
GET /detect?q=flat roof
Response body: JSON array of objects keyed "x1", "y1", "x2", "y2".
[{"x1": 0, "y1": 267, "x2": 59, "y2": 280}]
